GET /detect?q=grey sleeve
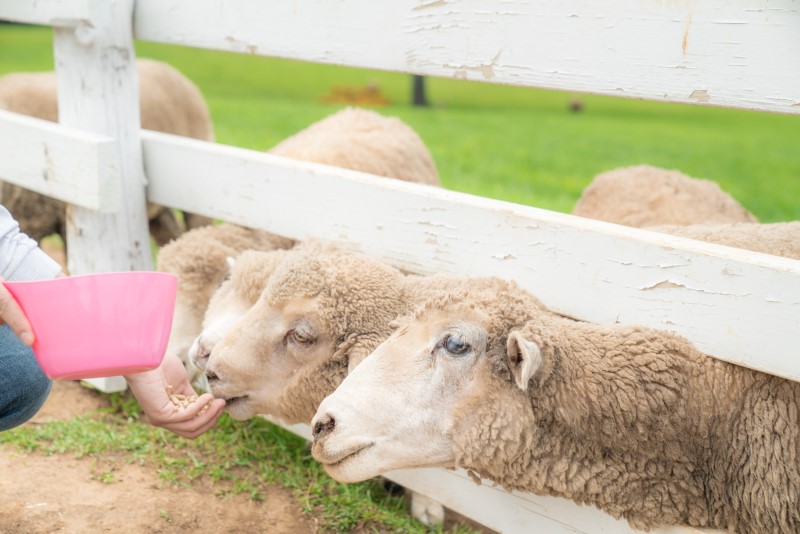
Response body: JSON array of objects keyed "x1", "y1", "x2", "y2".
[{"x1": 0, "y1": 205, "x2": 62, "y2": 281}]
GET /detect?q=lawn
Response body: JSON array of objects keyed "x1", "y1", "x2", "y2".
[{"x1": 1, "y1": 24, "x2": 799, "y2": 220}]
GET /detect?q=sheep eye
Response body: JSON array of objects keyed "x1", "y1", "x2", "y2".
[
  {"x1": 443, "y1": 334, "x2": 469, "y2": 355},
  {"x1": 289, "y1": 329, "x2": 313, "y2": 345}
]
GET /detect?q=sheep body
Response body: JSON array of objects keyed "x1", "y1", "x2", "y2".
[
  {"x1": 269, "y1": 107, "x2": 440, "y2": 186},
  {"x1": 573, "y1": 165, "x2": 757, "y2": 227},
  {"x1": 312, "y1": 282, "x2": 799, "y2": 533},
  {"x1": 0, "y1": 59, "x2": 215, "y2": 245},
  {"x1": 651, "y1": 221, "x2": 800, "y2": 260}
]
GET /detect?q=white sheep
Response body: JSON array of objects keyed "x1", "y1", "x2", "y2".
[
  {"x1": 0, "y1": 58, "x2": 215, "y2": 246},
  {"x1": 573, "y1": 165, "x2": 757, "y2": 227},
  {"x1": 310, "y1": 282, "x2": 800, "y2": 533},
  {"x1": 157, "y1": 224, "x2": 295, "y2": 383},
  {"x1": 168, "y1": 106, "x2": 441, "y2": 380},
  {"x1": 650, "y1": 221, "x2": 800, "y2": 260}
]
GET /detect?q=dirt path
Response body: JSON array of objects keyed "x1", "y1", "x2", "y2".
[{"x1": 0, "y1": 382, "x2": 316, "y2": 534}]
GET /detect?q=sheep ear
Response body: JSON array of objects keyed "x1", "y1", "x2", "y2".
[
  {"x1": 506, "y1": 332, "x2": 542, "y2": 391},
  {"x1": 333, "y1": 334, "x2": 372, "y2": 373},
  {"x1": 346, "y1": 343, "x2": 371, "y2": 373}
]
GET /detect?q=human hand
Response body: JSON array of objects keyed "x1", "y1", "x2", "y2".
[
  {"x1": 125, "y1": 352, "x2": 226, "y2": 439},
  {"x1": 0, "y1": 276, "x2": 34, "y2": 345}
]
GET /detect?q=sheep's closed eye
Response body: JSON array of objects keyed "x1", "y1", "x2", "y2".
[
  {"x1": 443, "y1": 333, "x2": 470, "y2": 355},
  {"x1": 288, "y1": 328, "x2": 314, "y2": 346}
]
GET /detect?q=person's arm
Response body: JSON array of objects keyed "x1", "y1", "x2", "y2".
[
  {"x1": 0, "y1": 206, "x2": 62, "y2": 282},
  {"x1": 0, "y1": 205, "x2": 62, "y2": 345}
]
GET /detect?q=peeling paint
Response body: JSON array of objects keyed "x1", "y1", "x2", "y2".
[
  {"x1": 492, "y1": 253, "x2": 517, "y2": 260},
  {"x1": 641, "y1": 280, "x2": 686, "y2": 291},
  {"x1": 413, "y1": 0, "x2": 447, "y2": 11},
  {"x1": 690, "y1": 89, "x2": 710, "y2": 102},
  {"x1": 681, "y1": 14, "x2": 692, "y2": 58}
]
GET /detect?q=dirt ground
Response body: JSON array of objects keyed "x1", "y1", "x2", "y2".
[{"x1": 0, "y1": 381, "x2": 318, "y2": 534}]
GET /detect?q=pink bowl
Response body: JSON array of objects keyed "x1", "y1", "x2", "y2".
[{"x1": 3, "y1": 272, "x2": 177, "y2": 380}]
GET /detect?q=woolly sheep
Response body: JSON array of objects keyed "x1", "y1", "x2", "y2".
[
  {"x1": 157, "y1": 224, "x2": 295, "y2": 383},
  {"x1": 268, "y1": 107, "x2": 440, "y2": 186},
  {"x1": 311, "y1": 283, "x2": 800, "y2": 533},
  {"x1": 0, "y1": 58, "x2": 215, "y2": 246},
  {"x1": 188, "y1": 240, "x2": 339, "y2": 366},
  {"x1": 166, "y1": 106, "x2": 440, "y2": 378},
  {"x1": 651, "y1": 221, "x2": 800, "y2": 260},
  {"x1": 190, "y1": 248, "x2": 465, "y2": 527},
  {"x1": 195, "y1": 249, "x2": 505, "y2": 424},
  {"x1": 573, "y1": 165, "x2": 757, "y2": 227}
]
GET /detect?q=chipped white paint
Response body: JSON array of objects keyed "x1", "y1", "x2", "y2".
[
  {"x1": 143, "y1": 131, "x2": 800, "y2": 383},
  {"x1": 53, "y1": 0, "x2": 152, "y2": 276},
  {"x1": 0, "y1": 0, "x2": 92, "y2": 27},
  {"x1": 0, "y1": 110, "x2": 121, "y2": 211},
  {"x1": 134, "y1": 0, "x2": 800, "y2": 114}
]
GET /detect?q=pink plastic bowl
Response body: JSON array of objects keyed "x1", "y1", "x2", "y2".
[{"x1": 3, "y1": 271, "x2": 177, "y2": 380}]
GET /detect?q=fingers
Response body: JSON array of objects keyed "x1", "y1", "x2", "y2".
[
  {"x1": 151, "y1": 396, "x2": 226, "y2": 438},
  {"x1": 0, "y1": 280, "x2": 33, "y2": 345}
]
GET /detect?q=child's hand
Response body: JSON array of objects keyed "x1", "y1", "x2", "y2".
[{"x1": 125, "y1": 353, "x2": 226, "y2": 439}]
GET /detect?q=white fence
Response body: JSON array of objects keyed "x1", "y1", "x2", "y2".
[{"x1": 0, "y1": 1, "x2": 798, "y2": 532}]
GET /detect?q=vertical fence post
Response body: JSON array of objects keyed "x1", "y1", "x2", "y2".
[{"x1": 53, "y1": 0, "x2": 151, "y2": 392}]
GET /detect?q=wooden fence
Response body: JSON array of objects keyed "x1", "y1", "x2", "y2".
[{"x1": 0, "y1": 1, "x2": 798, "y2": 532}]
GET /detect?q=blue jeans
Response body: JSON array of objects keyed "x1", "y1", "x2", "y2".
[{"x1": 0, "y1": 324, "x2": 51, "y2": 431}]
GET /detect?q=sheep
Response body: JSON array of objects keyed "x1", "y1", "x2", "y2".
[
  {"x1": 268, "y1": 107, "x2": 440, "y2": 186},
  {"x1": 650, "y1": 221, "x2": 800, "y2": 260},
  {"x1": 310, "y1": 283, "x2": 800, "y2": 533},
  {"x1": 0, "y1": 58, "x2": 215, "y2": 246},
  {"x1": 188, "y1": 240, "x2": 340, "y2": 366},
  {"x1": 157, "y1": 223, "x2": 295, "y2": 383},
  {"x1": 169, "y1": 107, "x2": 440, "y2": 380},
  {"x1": 191, "y1": 248, "x2": 472, "y2": 527},
  {"x1": 572, "y1": 165, "x2": 757, "y2": 227}
]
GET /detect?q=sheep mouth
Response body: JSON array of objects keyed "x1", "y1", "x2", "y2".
[
  {"x1": 318, "y1": 442, "x2": 374, "y2": 468},
  {"x1": 221, "y1": 395, "x2": 249, "y2": 407}
]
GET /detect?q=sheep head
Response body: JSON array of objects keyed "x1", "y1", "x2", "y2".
[
  {"x1": 202, "y1": 251, "x2": 408, "y2": 424},
  {"x1": 311, "y1": 285, "x2": 546, "y2": 483}
]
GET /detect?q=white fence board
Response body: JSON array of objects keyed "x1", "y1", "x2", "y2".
[
  {"x1": 0, "y1": 110, "x2": 121, "y2": 212},
  {"x1": 143, "y1": 131, "x2": 800, "y2": 383},
  {"x1": 134, "y1": 0, "x2": 800, "y2": 114},
  {"x1": 53, "y1": 0, "x2": 153, "y2": 275},
  {"x1": 0, "y1": 0, "x2": 91, "y2": 27}
]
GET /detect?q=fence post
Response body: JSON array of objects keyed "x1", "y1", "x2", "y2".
[{"x1": 53, "y1": 0, "x2": 151, "y2": 392}]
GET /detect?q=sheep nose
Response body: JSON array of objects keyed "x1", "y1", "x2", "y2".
[{"x1": 312, "y1": 414, "x2": 336, "y2": 440}]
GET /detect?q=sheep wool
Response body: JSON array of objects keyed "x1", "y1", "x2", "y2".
[
  {"x1": 269, "y1": 107, "x2": 440, "y2": 186},
  {"x1": 573, "y1": 165, "x2": 757, "y2": 227},
  {"x1": 158, "y1": 223, "x2": 295, "y2": 381},
  {"x1": 451, "y1": 302, "x2": 799, "y2": 533},
  {"x1": 650, "y1": 221, "x2": 800, "y2": 260}
]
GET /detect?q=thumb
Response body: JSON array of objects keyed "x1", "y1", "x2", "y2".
[{"x1": 0, "y1": 280, "x2": 33, "y2": 345}]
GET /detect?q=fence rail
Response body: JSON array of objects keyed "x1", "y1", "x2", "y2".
[{"x1": 134, "y1": 0, "x2": 800, "y2": 114}]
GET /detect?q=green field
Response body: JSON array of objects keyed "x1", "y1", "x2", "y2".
[{"x1": 2, "y1": 24, "x2": 798, "y2": 221}]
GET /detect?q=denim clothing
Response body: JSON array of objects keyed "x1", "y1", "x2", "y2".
[{"x1": 0, "y1": 324, "x2": 51, "y2": 431}]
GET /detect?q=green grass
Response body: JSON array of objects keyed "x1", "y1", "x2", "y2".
[
  {"x1": 0, "y1": 391, "x2": 473, "y2": 533},
  {"x1": 1, "y1": 24, "x2": 798, "y2": 220}
]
